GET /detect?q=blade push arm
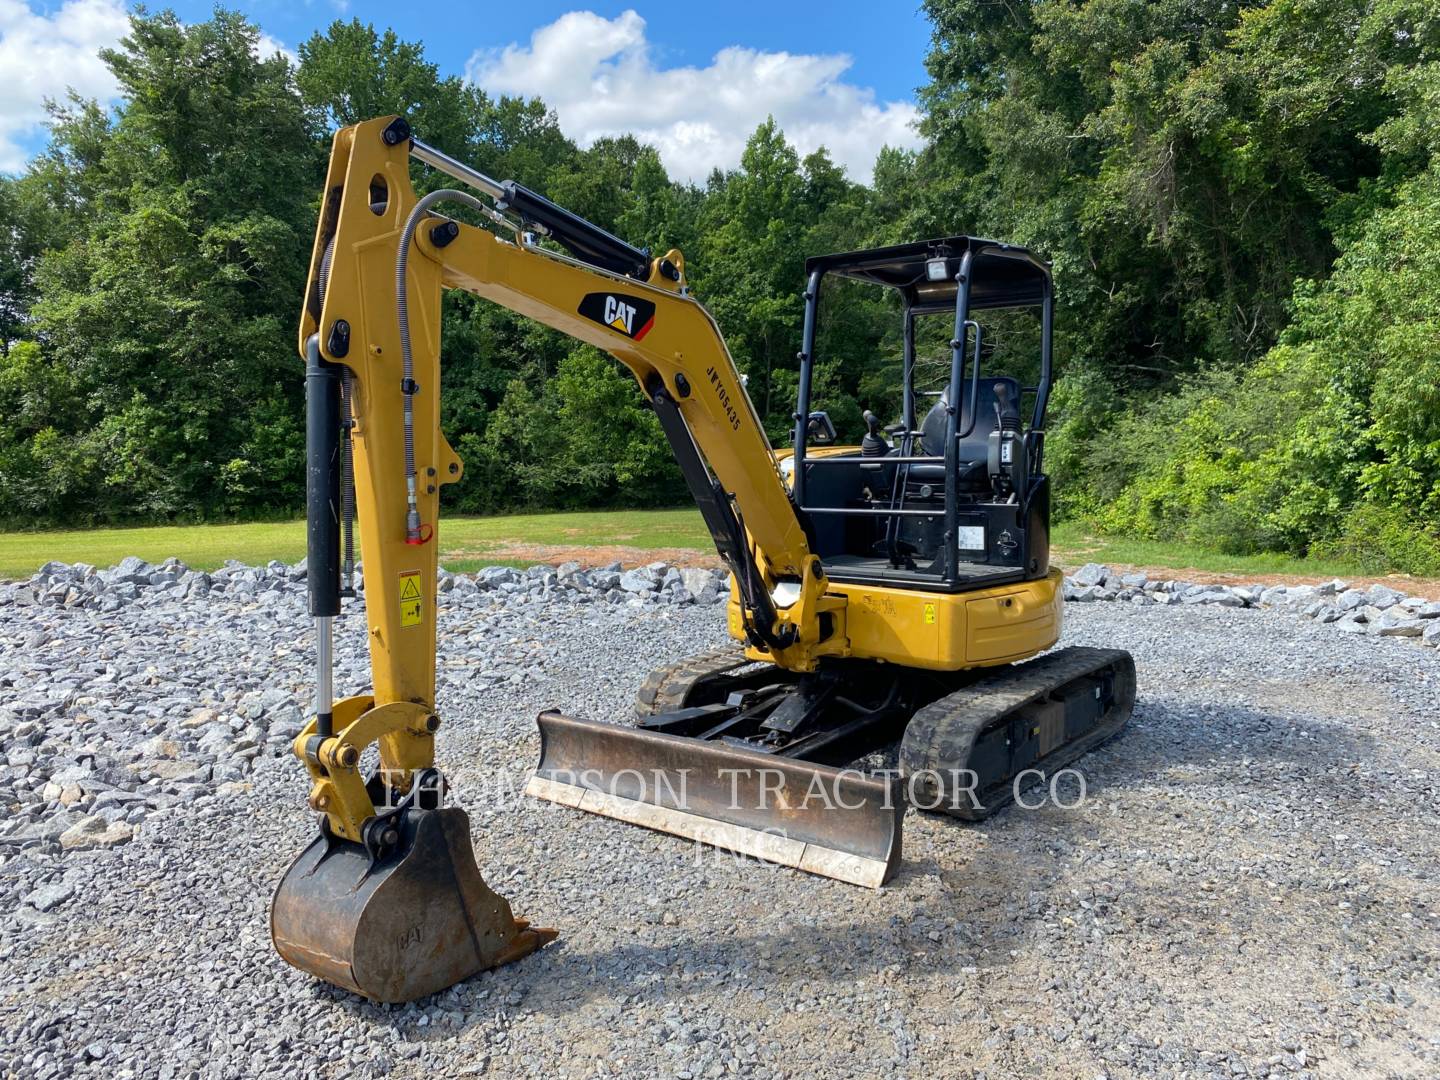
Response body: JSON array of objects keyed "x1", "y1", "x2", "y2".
[{"x1": 293, "y1": 117, "x2": 845, "y2": 841}]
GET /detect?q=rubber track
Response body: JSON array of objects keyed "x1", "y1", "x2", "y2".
[
  {"x1": 899, "y1": 646, "x2": 1136, "y2": 822},
  {"x1": 633, "y1": 648, "x2": 753, "y2": 718}
]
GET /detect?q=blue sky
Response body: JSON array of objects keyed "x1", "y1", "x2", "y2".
[{"x1": 0, "y1": 1, "x2": 934, "y2": 180}]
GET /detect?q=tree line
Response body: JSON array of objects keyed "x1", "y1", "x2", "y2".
[{"x1": 1, "y1": 4, "x2": 1437, "y2": 574}]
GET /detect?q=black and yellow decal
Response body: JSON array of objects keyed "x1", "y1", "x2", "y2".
[
  {"x1": 398, "y1": 570, "x2": 423, "y2": 627},
  {"x1": 579, "y1": 292, "x2": 656, "y2": 341}
]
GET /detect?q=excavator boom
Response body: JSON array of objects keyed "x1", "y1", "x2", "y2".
[{"x1": 272, "y1": 116, "x2": 875, "y2": 1002}]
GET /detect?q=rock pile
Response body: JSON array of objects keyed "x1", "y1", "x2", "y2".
[
  {"x1": 0, "y1": 556, "x2": 733, "y2": 613},
  {"x1": 467, "y1": 560, "x2": 730, "y2": 606},
  {"x1": 0, "y1": 555, "x2": 731, "y2": 867},
  {"x1": 1063, "y1": 562, "x2": 1440, "y2": 647}
]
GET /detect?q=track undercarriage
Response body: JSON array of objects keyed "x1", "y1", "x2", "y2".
[{"x1": 529, "y1": 646, "x2": 1135, "y2": 887}]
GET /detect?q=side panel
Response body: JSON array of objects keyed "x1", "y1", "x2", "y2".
[
  {"x1": 963, "y1": 575, "x2": 1062, "y2": 663},
  {"x1": 733, "y1": 568, "x2": 1063, "y2": 671}
]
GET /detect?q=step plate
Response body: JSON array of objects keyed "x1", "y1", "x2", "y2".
[{"x1": 528, "y1": 712, "x2": 904, "y2": 888}]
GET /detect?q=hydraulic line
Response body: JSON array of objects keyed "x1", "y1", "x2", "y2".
[
  {"x1": 394, "y1": 188, "x2": 491, "y2": 543},
  {"x1": 339, "y1": 368, "x2": 357, "y2": 595}
]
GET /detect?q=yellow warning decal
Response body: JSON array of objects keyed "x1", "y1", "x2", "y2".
[
  {"x1": 923, "y1": 602, "x2": 937, "y2": 625},
  {"x1": 399, "y1": 570, "x2": 422, "y2": 627}
]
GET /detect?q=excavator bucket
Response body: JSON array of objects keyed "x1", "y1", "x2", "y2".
[
  {"x1": 271, "y1": 806, "x2": 556, "y2": 1003},
  {"x1": 526, "y1": 711, "x2": 904, "y2": 888}
]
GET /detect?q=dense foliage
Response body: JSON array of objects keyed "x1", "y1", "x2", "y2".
[
  {"x1": 0, "y1": 5, "x2": 1436, "y2": 571},
  {"x1": 908, "y1": 0, "x2": 1440, "y2": 572}
]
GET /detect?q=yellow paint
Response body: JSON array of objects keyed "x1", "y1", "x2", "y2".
[
  {"x1": 294, "y1": 117, "x2": 836, "y2": 839},
  {"x1": 292, "y1": 116, "x2": 1063, "y2": 840},
  {"x1": 289, "y1": 696, "x2": 433, "y2": 842},
  {"x1": 731, "y1": 569, "x2": 1062, "y2": 672}
]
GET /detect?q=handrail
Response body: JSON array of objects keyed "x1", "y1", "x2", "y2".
[
  {"x1": 801, "y1": 506, "x2": 940, "y2": 518},
  {"x1": 803, "y1": 454, "x2": 945, "y2": 466},
  {"x1": 954, "y1": 320, "x2": 984, "y2": 440},
  {"x1": 790, "y1": 270, "x2": 824, "y2": 507},
  {"x1": 943, "y1": 250, "x2": 976, "y2": 580}
]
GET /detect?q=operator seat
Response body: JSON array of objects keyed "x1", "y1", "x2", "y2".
[{"x1": 911, "y1": 377, "x2": 1021, "y2": 489}]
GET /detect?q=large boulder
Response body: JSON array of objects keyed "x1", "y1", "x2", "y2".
[
  {"x1": 680, "y1": 567, "x2": 720, "y2": 596},
  {"x1": 1365, "y1": 583, "x2": 1407, "y2": 609},
  {"x1": 1375, "y1": 609, "x2": 1424, "y2": 637},
  {"x1": 618, "y1": 568, "x2": 658, "y2": 594},
  {"x1": 1335, "y1": 589, "x2": 1368, "y2": 612},
  {"x1": 25, "y1": 878, "x2": 76, "y2": 913},
  {"x1": 59, "y1": 815, "x2": 134, "y2": 851},
  {"x1": 477, "y1": 566, "x2": 519, "y2": 589},
  {"x1": 1334, "y1": 613, "x2": 1370, "y2": 634},
  {"x1": 0, "y1": 812, "x2": 82, "y2": 848},
  {"x1": 114, "y1": 555, "x2": 153, "y2": 583}
]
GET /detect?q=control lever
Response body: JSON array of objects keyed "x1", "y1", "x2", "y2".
[
  {"x1": 860, "y1": 409, "x2": 890, "y2": 459},
  {"x1": 987, "y1": 384, "x2": 1027, "y2": 498}
]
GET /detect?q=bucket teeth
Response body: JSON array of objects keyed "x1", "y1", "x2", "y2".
[
  {"x1": 271, "y1": 806, "x2": 555, "y2": 1003},
  {"x1": 528, "y1": 711, "x2": 904, "y2": 888}
]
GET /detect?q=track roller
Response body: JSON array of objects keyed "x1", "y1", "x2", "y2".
[{"x1": 899, "y1": 646, "x2": 1135, "y2": 820}]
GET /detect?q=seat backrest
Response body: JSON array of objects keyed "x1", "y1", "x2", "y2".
[{"x1": 920, "y1": 377, "x2": 1021, "y2": 461}]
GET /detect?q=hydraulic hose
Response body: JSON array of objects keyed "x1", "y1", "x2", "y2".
[
  {"x1": 338, "y1": 369, "x2": 356, "y2": 593},
  {"x1": 394, "y1": 188, "x2": 490, "y2": 542}
]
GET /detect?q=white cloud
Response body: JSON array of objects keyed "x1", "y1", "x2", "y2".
[
  {"x1": 0, "y1": 0, "x2": 129, "y2": 172},
  {"x1": 254, "y1": 31, "x2": 298, "y2": 68},
  {"x1": 466, "y1": 10, "x2": 920, "y2": 184},
  {"x1": 0, "y1": 3, "x2": 297, "y2": 172}
]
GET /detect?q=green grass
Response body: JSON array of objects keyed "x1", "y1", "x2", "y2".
[
  {"x1": 1050, "y1": 521, "x2": 1405, "y2": 580},
  {"x1": 435, "y1": 508, "x2": 710, "y2": 574},
  {"x1": 0, "y1": 519, "x2": 311, "y2": 581},
  {"x1": 1, "y1": 508, "x2": 1426, "y2": 583},
  {"x1": 0, "y1": 508, "x2": 710, "y2": 581}
]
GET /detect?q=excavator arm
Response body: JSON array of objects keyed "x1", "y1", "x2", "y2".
[
  {"x1": 294, "y1": 116, "x2": 849, "y2": 841},
  {"x1": 272, "y1": 116, "x2": 857, "y2": 1001}
]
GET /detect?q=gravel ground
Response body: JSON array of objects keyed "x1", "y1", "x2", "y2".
[{"x1": 2, "y1": 564, "x2": 1438, "y2": 1080}]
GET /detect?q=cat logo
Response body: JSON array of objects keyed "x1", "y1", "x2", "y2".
[{"x1": 578, "y1": 292, "x2": 656, "y2": 341}]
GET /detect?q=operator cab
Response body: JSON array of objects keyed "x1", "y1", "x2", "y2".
[{"x1": 789, "y1": 237, "x2": 1053, "y2": 593}]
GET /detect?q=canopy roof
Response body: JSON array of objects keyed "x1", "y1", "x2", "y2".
[{"x1": 805, "y1": 236, "x2": 1050, "y2": 311}]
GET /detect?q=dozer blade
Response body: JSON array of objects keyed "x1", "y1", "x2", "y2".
[
  {"x1": 527, "y1": 711, "x2": 903, "y2": 888},
  {"x1": 271, "y1": 806, "x2": 556, "y2": 1003}
]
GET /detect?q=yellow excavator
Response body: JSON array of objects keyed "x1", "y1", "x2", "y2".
[{"x1": 271, "y1": 116, "x2": 1135, "y2": 1003}]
